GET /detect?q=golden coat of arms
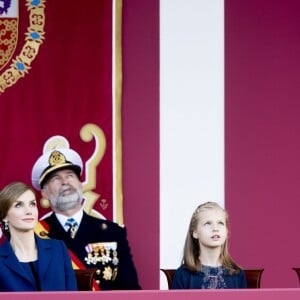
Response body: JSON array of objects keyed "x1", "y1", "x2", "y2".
[{"x1": 0, "y1": 0, "x2": 46, "y2": 93}]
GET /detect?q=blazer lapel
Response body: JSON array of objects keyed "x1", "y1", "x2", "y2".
[
  {"x1": 0, "y1": 239, "x2": 34, "y2": 284},
  {"x1": 35, "y1": 235, "x2": 53, "y2": 282}
]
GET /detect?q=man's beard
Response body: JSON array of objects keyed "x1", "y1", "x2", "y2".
[{"x1": 49, "y1": 186, "x2": 82, "y2": 212}]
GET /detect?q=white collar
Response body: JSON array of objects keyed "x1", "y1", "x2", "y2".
[{"x1": 55, "y1": 209, "x2": 83, "y2": 231}]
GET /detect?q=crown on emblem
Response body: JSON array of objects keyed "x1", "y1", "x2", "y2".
[{"x1": 48, "y1": 150, "x2": 67, "y2": 167}]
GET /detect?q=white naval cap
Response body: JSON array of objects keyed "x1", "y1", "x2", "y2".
[{"x1": 31, "y1": 136, "x2": 83, "y2": 190}]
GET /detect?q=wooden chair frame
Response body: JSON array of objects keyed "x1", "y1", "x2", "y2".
[
  {"x1": 74, "y1": 269, "x2": 97, "y2": 291},
  {"x1": 292, "y1": 268, "x2": 300, "y2": 284}
]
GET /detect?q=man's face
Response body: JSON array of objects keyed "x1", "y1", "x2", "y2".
[{"x1": 41, "y1": 169, "x2": 83, "y2": 213}]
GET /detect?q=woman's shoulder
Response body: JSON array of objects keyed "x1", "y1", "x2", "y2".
[{"x1": 35, "y1": 234, "x2": 66, "y2": 248}]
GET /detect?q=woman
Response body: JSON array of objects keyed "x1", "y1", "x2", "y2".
[
  {"x1": 0, "y1": 181, "x2": 77, "y2": 291},
  {"x1": 172, "y1": 201, "x2": 247, "y2": 289}
]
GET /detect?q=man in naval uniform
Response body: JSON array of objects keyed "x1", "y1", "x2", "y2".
[{"x1": 31, "y1": 144, "x2": 141, "y2": 290}]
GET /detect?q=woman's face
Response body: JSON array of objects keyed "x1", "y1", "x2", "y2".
[
  {"x1": 192, "y1": 208, "x2": 228, "y2": 250},
  {"x1": 4, "y1": 189, "x2": 38, "y2": 233}
]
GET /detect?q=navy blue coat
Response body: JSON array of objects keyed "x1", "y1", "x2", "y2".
[
  {"x1": 172, "y1": 265, "x2": 247, "y2": 289},
  {"x1": 42, "y1": 211, "x2": 141, "y2": 290},
  {"x1": 0, "y1": 235, "x2": 77, "y2": 291}
]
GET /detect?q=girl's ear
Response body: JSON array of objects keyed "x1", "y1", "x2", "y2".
[{"x1": 192, "y1": 231, "x2": 198, "y2": 239}]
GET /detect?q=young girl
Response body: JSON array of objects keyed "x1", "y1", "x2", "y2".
[
  {"x1": 0, "y1": 182, "x2": 77, "y2": 291},
  {"x1": 172, "y1": 202, "x2": 247, "y2": 289}
]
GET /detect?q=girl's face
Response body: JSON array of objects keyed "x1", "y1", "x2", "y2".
[
  {"x1": 192, "y1": 208, "x2": 228, "y2": 250},
  {"x1": 4, "y1": 190, "x2": 38, "y2": 233}
]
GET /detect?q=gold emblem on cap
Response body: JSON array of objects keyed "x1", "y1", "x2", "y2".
[{"x1": 49, "y1": 150, "x2": 66, "y2": 166}]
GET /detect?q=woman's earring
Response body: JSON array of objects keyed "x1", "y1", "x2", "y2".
[{"x1": 4, "y1": 220, "x2": 8, "y2": 231}]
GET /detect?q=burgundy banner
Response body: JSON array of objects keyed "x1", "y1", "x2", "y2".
[{"x1": 0, "y1": 0, "x2": 123, "y2": 223}]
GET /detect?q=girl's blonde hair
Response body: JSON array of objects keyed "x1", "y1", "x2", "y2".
[{"x1": 182, "y1": 201, "x2": 241, "y2": 274}]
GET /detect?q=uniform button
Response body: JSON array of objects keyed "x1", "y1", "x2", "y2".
[
  {"x1": 96, "y1": 269, "x2": 101, "y2": 275},
  {"x1": 96, "y1": 280, "x2": 100, "y2": 285}
]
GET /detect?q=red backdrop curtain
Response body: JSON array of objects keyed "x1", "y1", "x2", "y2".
[{"x1": 0, "y1": 0, "x2": 123, "y2": 223}]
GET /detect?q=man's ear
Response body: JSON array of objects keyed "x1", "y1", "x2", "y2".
[{"x1": 41, "y1": 189, "x2": 47, "y2": 200}]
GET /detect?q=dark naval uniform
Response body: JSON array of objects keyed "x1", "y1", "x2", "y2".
[{"x1": 42, "y1": 211, "x2": 141, "y2": 290}]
